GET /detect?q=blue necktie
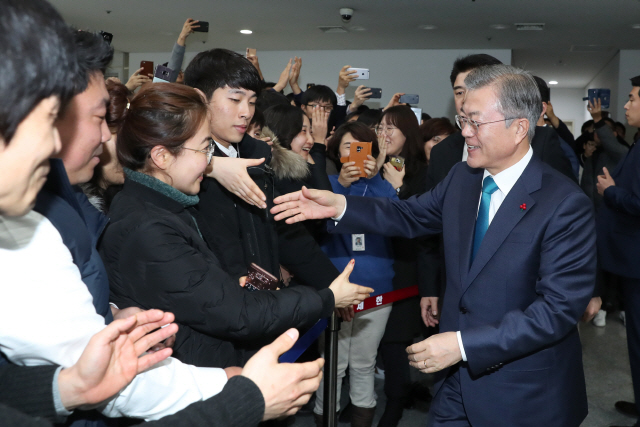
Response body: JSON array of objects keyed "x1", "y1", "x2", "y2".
[{"x1": 472, "y1": 176, "x2": 499, "y2": 262}]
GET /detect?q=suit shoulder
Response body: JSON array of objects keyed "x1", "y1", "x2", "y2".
[{"x1": 241, "y1": 135, "x2": 272, "y2": 160}]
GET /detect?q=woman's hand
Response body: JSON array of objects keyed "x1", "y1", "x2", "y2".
[
  {"x1": 207, "y1": 157, "x2": 267, "y2": 208},
  {"x1": 289, "y1": 57, "x2": 302, "y2": 95},
  {"x1": 311, "y1": 106, "x2": 330, "y2": 145},
  {"x1": 329, "y1": 260, "x2": 374, "y2": 308},
  {"x1": 349, "y1": 85, "x2": 372, "y2": 112},
  {"x1": 273, "y1": 59, "x2": 293, "y2": 93},
  {"x1": 384, "y1": 92, "x2": 406, "y2": 111},
  {"x1": 338, "y1": 161, "x2": 360, "y2": 188},
  {"x1": 125, "y1": 68, "x2": 151, "y2": 91},
  {"x1": 364, "y1": 133, "x2": 388, "y2": 179},
  {"x1": 177, "y1": 18, "x2": 199, "y2": 46},
  {"x1": 383, "y1": 162, "x2": 405, "y2": 190}
]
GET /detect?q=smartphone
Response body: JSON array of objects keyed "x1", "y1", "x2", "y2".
[
  {"x1": 99, "y1": 31, "x2": 113, "y2": 45},
  {"x1": 152, "y1": 65, "x2": 173, "y2": 83},
  {"x1": 410, "y1": 107, "x2": 422, "y2": 124},
  {"x1": 340, "y1": 142, "x2": 372, "y2": 178},
  {"x1": 347, "y1": 68, "x2": 370, "y2": 80},
  {"x1": 245, "y1": 263, "x2": 279, "y2": 292},
  {"x1": 367, "y1": 87, "x2": 382, "y2": 99},
  {"x1": 399, "y1": 94, "x2": 419, "y2": 104},
  {"x1": 140, "y1": 61, "x2": 154, "y2": 78},
  {"x1": 246, "y1": 48, "x2": 257, "y2": 57},
  {"x1": 389, "y1": 156, "x2": 405, "y2": 171},
  {"x1": 583, "y1": 88, "x2": 611, "y2": 109},
  {"x1": 193, "y1": 21, "x2": 209, "y2": 32}
]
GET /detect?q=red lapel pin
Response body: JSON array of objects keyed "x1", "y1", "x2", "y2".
[{"x1": 520, "y1": 203, "x2": 527, "y2": 211}]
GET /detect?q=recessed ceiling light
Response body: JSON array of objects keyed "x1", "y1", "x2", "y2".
[
  {"x1": 419, "y1": 25, "x2": 437, "y2": 30},
  {"x1": 632, "y1": 24, "x2": 640, "y2": 29},
  {"x1": 490, "y1": 24, "x2": 508, "y2": 30},
  {"x1": 548, "y1": 81, "x2": 558, "y2": 85},
  {"x1": 240, "y1": 29, "x2": 253, "y2": 35}
]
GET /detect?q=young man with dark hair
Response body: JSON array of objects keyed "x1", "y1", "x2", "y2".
[
  {"x1": 184, "y1": 49, "x2": 342, "y2": 348},
  {"x1": 596, "y1": 75, "x2": 640, "y2": 427}
]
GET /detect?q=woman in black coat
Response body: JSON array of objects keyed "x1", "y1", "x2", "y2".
[{"x1": 99, "y1": 83, "x2": 373, "y2": 369}]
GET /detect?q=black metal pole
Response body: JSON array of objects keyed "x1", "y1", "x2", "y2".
[{"x1": 323, "y1": 312, "x2": 340, "y2": 427}]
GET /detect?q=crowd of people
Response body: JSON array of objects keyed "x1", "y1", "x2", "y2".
[{"x1": 1, "y1": 1, "x2": 640, "y2": 427}]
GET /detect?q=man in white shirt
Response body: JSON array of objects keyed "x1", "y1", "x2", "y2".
[{"x1": 270, "y1": 64, "x2": 596, "y2": 427}]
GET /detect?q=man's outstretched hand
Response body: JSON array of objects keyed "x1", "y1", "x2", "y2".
[
  {"x1": 242, "y1": 329, "x2": 324, "y2": 420},
  {"x1": 271, "y1": 187, "x2": 346, "y2": 224}
]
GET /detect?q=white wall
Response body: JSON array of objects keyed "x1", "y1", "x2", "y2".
[
  {"x1": 548, "y1": 88, "x2": 585, "y2": 137},
  {"x1": 106, "y1": 50, "x2": 126, "y2": 81},
  {"x1": 129, "y1": 49, "x2": 511, "y2": 118}
]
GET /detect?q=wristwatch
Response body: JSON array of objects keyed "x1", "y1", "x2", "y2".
[{"x1": 396, "y1": 186, "x2": 401, "y2": 195}]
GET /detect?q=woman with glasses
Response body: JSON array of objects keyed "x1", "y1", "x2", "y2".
[{"x1": 99, "y1": 83, "x2": 373, "y2": 369}]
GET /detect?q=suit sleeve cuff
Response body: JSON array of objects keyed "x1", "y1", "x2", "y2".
[
  {"x1": 457, "y1": 331, "x2": 467, "y2": 362},
  {"x1": 332, "y1": 198, "x2": 347, "y2": 222}
]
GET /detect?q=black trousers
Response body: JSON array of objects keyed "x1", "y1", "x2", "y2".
[{"x1": 622, "y1": 276, "x2": 640, "y2": 426}]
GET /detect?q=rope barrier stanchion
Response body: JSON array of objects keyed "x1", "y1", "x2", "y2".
[{"x1": 323, "y1": 311, "x2": 340, "y2": 427}]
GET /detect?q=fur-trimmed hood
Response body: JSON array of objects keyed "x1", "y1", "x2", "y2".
[{"x1": 261, "y1": 126, "x2": 310, "y2": 181}]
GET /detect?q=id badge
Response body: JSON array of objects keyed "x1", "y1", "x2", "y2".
[{"x1": 352, "y1": 234, "x2": 365, "y2": 251}]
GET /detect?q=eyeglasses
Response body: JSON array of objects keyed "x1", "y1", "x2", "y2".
[
  {"x1": 183, "y1": 139, "x2": 215, "y2": 165},
  {"x1": 455, "y1": 115, "x2": 518, "y2": 135},
  {"x1": 306, "y1": 103, "x2": 334, "y2": 112},
  {"x1": 375, "y1": 125, "x2": 398, "y2": 136}
]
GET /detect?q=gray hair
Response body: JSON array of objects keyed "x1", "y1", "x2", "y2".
[{"x1": 464, "y1": 64, "x2": 541, "y2": 142}]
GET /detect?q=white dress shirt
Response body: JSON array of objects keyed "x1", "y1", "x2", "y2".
[
  {"x1": 214, "y1": 140, "x2": 238, "y2": 158},
  {"x1": 0, "y1": 211, "x2": 228, "y2": 420},
  {"x1": 456, "y1": 146, "x2": 534, "y2": 361}
]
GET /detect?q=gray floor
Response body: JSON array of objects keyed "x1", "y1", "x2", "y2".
[{"x1": 291, "y1": 311, "x2": 636, "y2": 426}]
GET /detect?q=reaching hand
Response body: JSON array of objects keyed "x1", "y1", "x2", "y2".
[
  {"x1": 242, "y1": 329, "x2": 324, "y2": 420},
  {"x1": 328, "y1": 260, "x2": 374, "y2": 308},
  {"x1": 289, "y1": 57, "x2": 302, "y2": 95},
  {"x1": 420, "y1": 297, "x2": 440, "y2": 327},
  {"x1": 596, "y1": 166, "x2": 615, "y2": 195},
  {"x1": 350, "y1": 85, "x2": 372, "y2": 111},
  {"x1": 338, "y1": 161, "x2": 361, "y2": 188},
  {"x1": 125, "y1": 68, "x2": 151, "y2": 91},
  {"x1": 545, "y1": 101, "x2": 560, "y2": 128},
  {"x1": 337, "y1": 65, "x2": 358, "y2": 95},
  {"x1": 384, "y1": 93, "x2": 406, "y2": 111},
  {"x1": 311, "y1": 105, "x2": 330, "y2": 144},
  {"x1": 271, "y1": 186, "x2": 346, "y2": 224},
  {"x1": 273, "y1": 59, "x2": 293, "y2": 92},
  {"x1": 246, "y1": 51, "x2": 264, "y2": 80},
  {"x1": 58, "y1": 310, "x2": 178, "y2": 410},
  {"x1": 178, "y1": 18, "x2": 199, "y2": 46},
  {"x1": 587, "y1": 98, "x2": 603, "y2": 122},
  {"x1": 207, "y1": 157, "x2": 267, "y2": 208},
  {"x1": 335, "y1": 306, "x2": 355, "y2": 322}
]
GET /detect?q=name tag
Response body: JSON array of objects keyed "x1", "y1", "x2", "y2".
[{"x1": 352, "y1": 234, "x2": 365, "y2": 251}]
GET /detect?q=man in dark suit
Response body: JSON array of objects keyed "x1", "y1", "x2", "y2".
[
  {"x1": 597, "y1": 75, "x2": 640, "y2": 427},
  {"x1": 271, "y1": 65, "x2": 595, "y2": 426}
]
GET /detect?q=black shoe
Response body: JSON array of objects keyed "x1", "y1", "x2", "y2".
[{"x1": 615, "y1": 400, "x2": 639, "y2": 418}]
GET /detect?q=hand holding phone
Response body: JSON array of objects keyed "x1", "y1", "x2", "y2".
[
  {"x1": 340, "y1": 142, "x2": 372, "y2": 178},
  {"x1": 347, "y1": 68, "x2": 370, "y2": 80},
  {"x1": 399, "y1": 94, "x2": 419, "y2": 104},
  {"x1": 192, "y1": 21, "x2": 209, "y2": 32},
  {"x1": 140, "y1": 61, "x2": 154, "y2": 78},
  {"x1": 246, "y1": 48, "x2": 257, "y2": 57}
]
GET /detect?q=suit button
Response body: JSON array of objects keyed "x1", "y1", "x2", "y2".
[{"x1": 460, "y1": 307, "x2": 468, "y2": 314}]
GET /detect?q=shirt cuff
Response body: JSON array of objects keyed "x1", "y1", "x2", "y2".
[
  {"x1": 336, "y1": 92, "x2": 346, "y2": 106},
  {"x1": 53, "y1": 367, "x2": 73, "y2": 417},
  {"x1": 456, "y1": 331, "x2": 467, "y2": 362},
  {"x1": 331, "y1": 198, "x2": 348, "y2": 221}
]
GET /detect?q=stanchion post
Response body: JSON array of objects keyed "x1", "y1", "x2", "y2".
[{"x1": 323, "y1": 312, "x2": 341, "y2": 427}]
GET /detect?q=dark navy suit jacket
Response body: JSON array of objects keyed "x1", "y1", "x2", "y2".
[
  {"x1": 332, "y1": 155, "x2": 595, "y2": 426},
  {"x1": 597, "y1": 141, "x2": 640, "y2": 279}
]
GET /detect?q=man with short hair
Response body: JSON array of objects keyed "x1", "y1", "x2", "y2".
[
  {"x1": 184, "y1": 49, "x2": 340, "y2": 343},
  {"x1": 271, "y1": 65, "x2": 595, "y2": 426},
  {"x1": 596, "y1": 75, "x2": 640, "y2": 427}
]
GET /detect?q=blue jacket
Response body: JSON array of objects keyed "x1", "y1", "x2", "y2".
[
  {"x1": 330, "y1": 156, "x2": 595, "y2": 426},
  {"x1": 321, "y1": 174, "x2": 396, "y2": 297},
  {"x1": 34, "y1": 159, "x2": 113, "y2": 323},
  {"x1": 597, "y1": 141, "x2": 640, "y2": 279}
]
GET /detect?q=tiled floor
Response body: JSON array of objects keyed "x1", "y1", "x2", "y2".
[{"x1": 292, "y1": 311, "x2": 636, "y2": 426}]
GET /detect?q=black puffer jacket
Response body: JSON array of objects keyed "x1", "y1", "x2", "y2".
[{"x1": 99, "y1": 178, "x2": 334, "y2": 368}]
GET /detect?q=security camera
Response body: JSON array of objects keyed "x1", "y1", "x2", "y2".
[{"x1": 340, "y1": 8, "x2": 354, "y2": 23}]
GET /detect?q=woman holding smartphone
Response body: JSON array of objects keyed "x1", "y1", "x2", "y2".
[
  {"x1": 314, "y1": 121, "x2": 396, "y2": 427},
  {"x1": 99, "y1": 83, "x2": 373, "y2": 369}
]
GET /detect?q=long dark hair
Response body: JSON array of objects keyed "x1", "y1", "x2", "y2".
[
  {"x1": 380, "y1": 106, "x2": 424, "y2": 178},
  {"x1": 263, "y1": 104, "x2": 304, "y2": 150},
  {"x1": 327, "y1": 121, "x2": 379, "y2": 172},
  {"x1": 116, "y1": 83, "x2": 208, "y2": 171}
]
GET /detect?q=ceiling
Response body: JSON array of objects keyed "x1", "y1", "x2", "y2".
[{"x1": 49, "y1": 0, "x2": 640, "y2": 88}]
